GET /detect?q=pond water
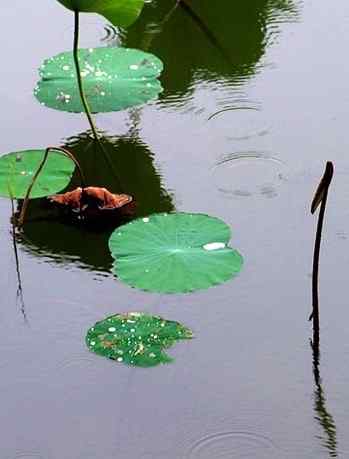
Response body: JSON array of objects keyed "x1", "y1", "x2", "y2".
[{"x1": 1, "y1": 0, "x2": 349, "y2": 457}]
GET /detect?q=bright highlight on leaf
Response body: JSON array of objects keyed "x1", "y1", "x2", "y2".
[
  {"x1": 0, "y1": 150, "x2": 75, "y2": 199},
  {"x1": 57, "y1": 0, "x2": 144, "y2": 28},
  {"x1": 86, "y1": 312, "x2": 193, "y2": 367},
  {"x1": 109, "y1": 212, "x2": 243, "y2": 293},
  {"x1": 34, "y1": 47, "x2": 163, "y2": 114}
]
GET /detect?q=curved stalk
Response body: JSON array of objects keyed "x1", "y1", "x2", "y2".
[
  {"x1": 309, "y1": 162, "x2": 334, "y2": 335},
  {"x1": 17, "y1": 147, "x2": 85, "y2": 227},
  {"x1": 73, "y1": 10, "x2": 99, "y2": 141},
  {"x1": 51, "y1": 146, "x2": 86, "y2": 186}
]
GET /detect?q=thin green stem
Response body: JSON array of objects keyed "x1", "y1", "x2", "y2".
[
  {"x1": 53, "y1": 146, "x2": 86, "y2": 186},
  {"x1": 17, "y1": 147, "x2": 84, "y2": 228},
  {"x1": 72, "y1": 11, "x2": 122, "y2": 190},
  {"x1": 73, "y1": 10, "x2": 99, "y2": 141}
]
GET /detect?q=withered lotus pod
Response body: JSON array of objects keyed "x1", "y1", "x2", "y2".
[{"x1": 49, "y1": 187, "x2": 133, "y2": 211}]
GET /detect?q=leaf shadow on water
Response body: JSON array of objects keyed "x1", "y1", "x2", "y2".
[
  {"x1": 124, "y1": 0, "x2": 299, "y2": 101},
  {"x1": 16, "y1": 132, "x2": 174, "y2": 274}
]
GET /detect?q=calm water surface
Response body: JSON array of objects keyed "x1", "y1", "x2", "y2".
[{"x1": 1, "y1": 0, "x2": 349, "y2": 458}]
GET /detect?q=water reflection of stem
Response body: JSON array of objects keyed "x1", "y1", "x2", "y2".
[
  {"x1": 311, "y1": 339, "x2": 338, "y2": 457},
  {"x1": 140, "y1": 0, "x2": 181, "y2": 50},
  {"x1": 10, "y1": 198, "x2": 27, "y2": 322},
  {"x1": 17, "y1": 147, "x2": 85, "y2": 228},
  {"x1": 309, "y1": 162, "x2": 334, "y2": 332},
  {"x1": 178, "y1": 0, "x2": 230, "y2": 63}
]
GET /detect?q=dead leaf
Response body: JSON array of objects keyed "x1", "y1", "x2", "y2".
[
  {"x1": 49, "y1": 187, "x2": 133, "y2": 211},
  {"x1": 50, "y1": 188, "x2": 83, "y2": 209},
  {"x1": 84, "y1": 187, "x2": 132, "y2": 210}
]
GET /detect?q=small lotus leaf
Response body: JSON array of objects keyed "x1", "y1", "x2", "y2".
[
  {"x1": 57, "y1": 0, "x2": 144, "y2": 28},
  {"x1": 109, "y1": 212, "x2": 243, "y2": 293},
  {"x1": 86, "y1": 312, "x2": 193, "y2": 367},
  {"x1": 0, "y1": 150, "x2": 75, "y2": 199},
  {"x1": 34, "y1": 47, "x2": 163, "y2": 114}
]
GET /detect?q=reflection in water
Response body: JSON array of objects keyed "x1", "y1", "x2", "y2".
[
  {"x1": 311, "y1": 338, "x2": 338, "y2": 457},
  {"x1": 10, "y1": 199, "x2": 27, "y2": 321},
  {"x1": 18, "y1": 133, "x2": 174, "y2": 273},
  {"x1": 124, "y1": 0, "x2": 299, "y2": 103}
]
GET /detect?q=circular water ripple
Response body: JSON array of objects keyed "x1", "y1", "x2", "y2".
[
  {"x1": 209, "y1": 107, "x2": 270, "y2": 140},
  {"x1": 100, "y1": 24, "x2": 120, "y2": 46},
  {"x1": 213, "y1": 151, "x2": 287, "y2": 199},
  {"x1": 186, "y1": 431, "x2": 280, "y2": 459},
  {"x1": 7, "y1": 451, "x2": 47, "y2": 459}
]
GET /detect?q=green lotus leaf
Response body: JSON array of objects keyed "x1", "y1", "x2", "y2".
[
  {"x1": 34, "y1": 47, "x2": 163, "y2": 114},
  {"x1": 86, "y1": 312, "x2": 193, "y2": 367},
  {"x1": 57, "y1": 0, "x2": 144, "y2": 28},
  {"x1": 0, "y1": 150, "x2": 75, "y2": 199},
  {"x1": 109, "y1": 212, "x2": 243, "y2": 293}
]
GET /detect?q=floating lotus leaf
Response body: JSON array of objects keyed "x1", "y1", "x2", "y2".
[
  {"x1": 86, "y1": 312, "x2": 193, "y2": 367},
  {"x1": 57, "y1": 0, "x2": 144, "y2": 28},
  {"x1": 0, "y1": 150, "x2": 75, "y2": 199},
  {"x1": 109, "y1": 212, "x2": 243, "y2": 293},
  {"x1": 34, "y1": 47, "x2": 163, "y2": 113}
]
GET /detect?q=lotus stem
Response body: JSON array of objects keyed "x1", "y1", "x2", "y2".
[
  {"x1": 309, "y1": 162, "x2": 334, "y2": 336},
  {"x1": 73, "y1": 10, "x2": 100, "y2": 141},
  {"x1": 73, "y1": 11, "x2": 123, "y2": 190},
  {"x1": 53, "y1": 146, "x2": 86, "y2": 186},
  {"x1": 17, "y1": 146, "x2": 85, "y2": 227}
]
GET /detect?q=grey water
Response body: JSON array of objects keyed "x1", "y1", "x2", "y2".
[{"x1": 1, "y1": 0, "x2": 349, "y2": 457}]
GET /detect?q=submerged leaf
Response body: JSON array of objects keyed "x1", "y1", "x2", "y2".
[
  {"x1": 34, "y1": 47, "x2": 163, "y2": 113},
  {"x1": 109, "y1": 212, "x2": 243, "y2": 293},
  {"x1": 50, "y1": 186, "x2": 133, "y2": 210},
  {"x1": 57, "y1": 0, "x2": 144, "y2": 28},
  {"x1": 0, "y1": 150, "x2": 75, "y2": 199},
  {"x1": 86, "y1": 312, "x2": 193, "y2": 367}
]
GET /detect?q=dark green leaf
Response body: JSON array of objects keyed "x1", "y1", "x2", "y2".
[
  {"x1": 57, "y1": 0, "x2": 144, "y2": 28},
  {"x1": 86, "y1": 312, "x2": 193, "y2": 367}
]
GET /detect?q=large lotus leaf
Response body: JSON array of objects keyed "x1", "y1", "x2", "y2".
[
  {"x1": 109, "y1": 213, "x2": 243, "y2": 293},
  {"x1": 0, "y1": 150, "x2": 75, "y2": 199},
  {"x1": 34, "y1": 47, "x2": 163, "y2": 113},
  {"x1": 57, "y1": 0, "x2": 144, "y2": 28},
  {"x1": 86, "y1": 312, "x2": 193, "y2": 367}
]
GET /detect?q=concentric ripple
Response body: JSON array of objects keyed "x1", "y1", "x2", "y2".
[
  {"x1": 7, "y1": 451, "x2": 47, "y2": 459},
  {"x1": 186, "y1": 431, "x2": 280, "y2": 459},
  {"x1": 213, "y1": 151, "x2": 287, "y2": 198},
  {"x1": 209, "y1": 107, "x2": 270, "y2": 140}
]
